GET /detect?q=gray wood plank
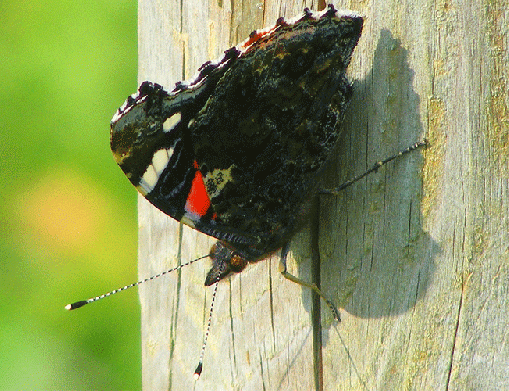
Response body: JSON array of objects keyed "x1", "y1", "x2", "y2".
[{"x1": 138, "y1": 0, "x2": 509, "y2": 390}]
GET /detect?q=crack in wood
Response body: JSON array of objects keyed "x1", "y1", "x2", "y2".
[{"x1": 311, "y1": 195, "x2": 324, "y2": 391}]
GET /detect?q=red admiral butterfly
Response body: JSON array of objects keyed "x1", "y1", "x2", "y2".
[
  {"x1": 66, "y1": 5, "x2": 427, "y2": 378},
  {"x1": 109, "y1": 5, "x2": 363, "y2": 292}
]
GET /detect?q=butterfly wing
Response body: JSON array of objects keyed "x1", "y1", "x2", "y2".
[
  {"x1": 110, "y1": 6, "x2": 363, "y2": 264},
  {"x1": 191, "y1": 8, "x2": 363, "y2": 259}
]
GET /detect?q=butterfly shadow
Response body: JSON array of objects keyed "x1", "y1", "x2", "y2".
[{"x1": 290, "y1": 29, "x2": 440, "y2": 331}]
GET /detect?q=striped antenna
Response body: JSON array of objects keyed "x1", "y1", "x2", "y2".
[
  {"x1": 65, "y1": 254, "x2": 210, "y2": 310},
  {"x1": 194, "y1": 279, "x2": 220, "y2": 380},
  {"x1": 320, "y1": 140, "x2": 427, "y2": 195}
]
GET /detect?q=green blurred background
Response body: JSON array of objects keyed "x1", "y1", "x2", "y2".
[{"x1": 1, "y1": 0, "x2": 141, "y2": 389}]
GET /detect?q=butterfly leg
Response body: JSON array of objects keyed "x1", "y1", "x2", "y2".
[{"x1": 279, "y1": 243, "x2": 341, "y2": 321}]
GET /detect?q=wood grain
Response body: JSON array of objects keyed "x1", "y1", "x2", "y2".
[{"x1": 138, "y1": 0, "x2": 509, "y2": 390}]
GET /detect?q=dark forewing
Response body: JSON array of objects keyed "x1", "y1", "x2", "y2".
[
  {"x1": 110, "y1": 6, "x2": 363, "y2": 262},
  {"x1": 191, "y1": 8, "x2": 363, "y2": 259}
]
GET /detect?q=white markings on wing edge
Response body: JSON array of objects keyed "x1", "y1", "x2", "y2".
[
  {"x1": 163, "y1": 112, "x2": 181, "y2": 133},
  {"x1": 138, "y1": 148, "x2": 175, "y2": 195}
]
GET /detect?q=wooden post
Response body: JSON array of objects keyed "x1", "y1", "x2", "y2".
[{"x1": 138, "y1": 0, "x2": 509, "y2": 390}]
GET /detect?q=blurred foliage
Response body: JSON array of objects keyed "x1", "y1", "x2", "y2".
[{"x1": 0, "y1": 0, "x2": 141, "y2": 389}]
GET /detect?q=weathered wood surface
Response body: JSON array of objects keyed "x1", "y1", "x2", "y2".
[{"x1": 138, "y1": 0, "x2": 509, "y2": 390}]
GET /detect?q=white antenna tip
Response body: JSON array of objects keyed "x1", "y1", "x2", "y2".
[
  {"x1": 65, "y1": 300, "x2": 88, "y2": 310},
  {"x1": 194, "y1": 362, "x2": 203, "y2": 380}
]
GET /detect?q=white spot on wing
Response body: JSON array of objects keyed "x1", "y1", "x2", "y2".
[
  {"x1": 163, "y1": 112, "x2": 181, "y2": 132},
  {"x1": 138, "y1": 148, "x2": 175, "y2": 195},
  {"x1": 139, "y1": 164, "x2": 157, "y2": 194},
  {"x1": 152, "y1": 149, "x2": 170, "y2": 176}
]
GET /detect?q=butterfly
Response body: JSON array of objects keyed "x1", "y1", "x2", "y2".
[{"x1": 109, "y1": 4, "x2": 363, "y2": 290}]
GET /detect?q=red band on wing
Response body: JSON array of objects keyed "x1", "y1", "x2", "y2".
[{"x1": 185, "y1": 161, "x2": 211, "y2": 217}]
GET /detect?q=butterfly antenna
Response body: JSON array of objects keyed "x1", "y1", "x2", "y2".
[
  {"x1": 320, "y1": 140, "x2": 428, "y2": 195},
  {"x1": 194, "y1": 279, "x2": 220, "y2": 380},
  {"x1": 65, "y1": 254, "x2": 210, "y2": 310}
]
